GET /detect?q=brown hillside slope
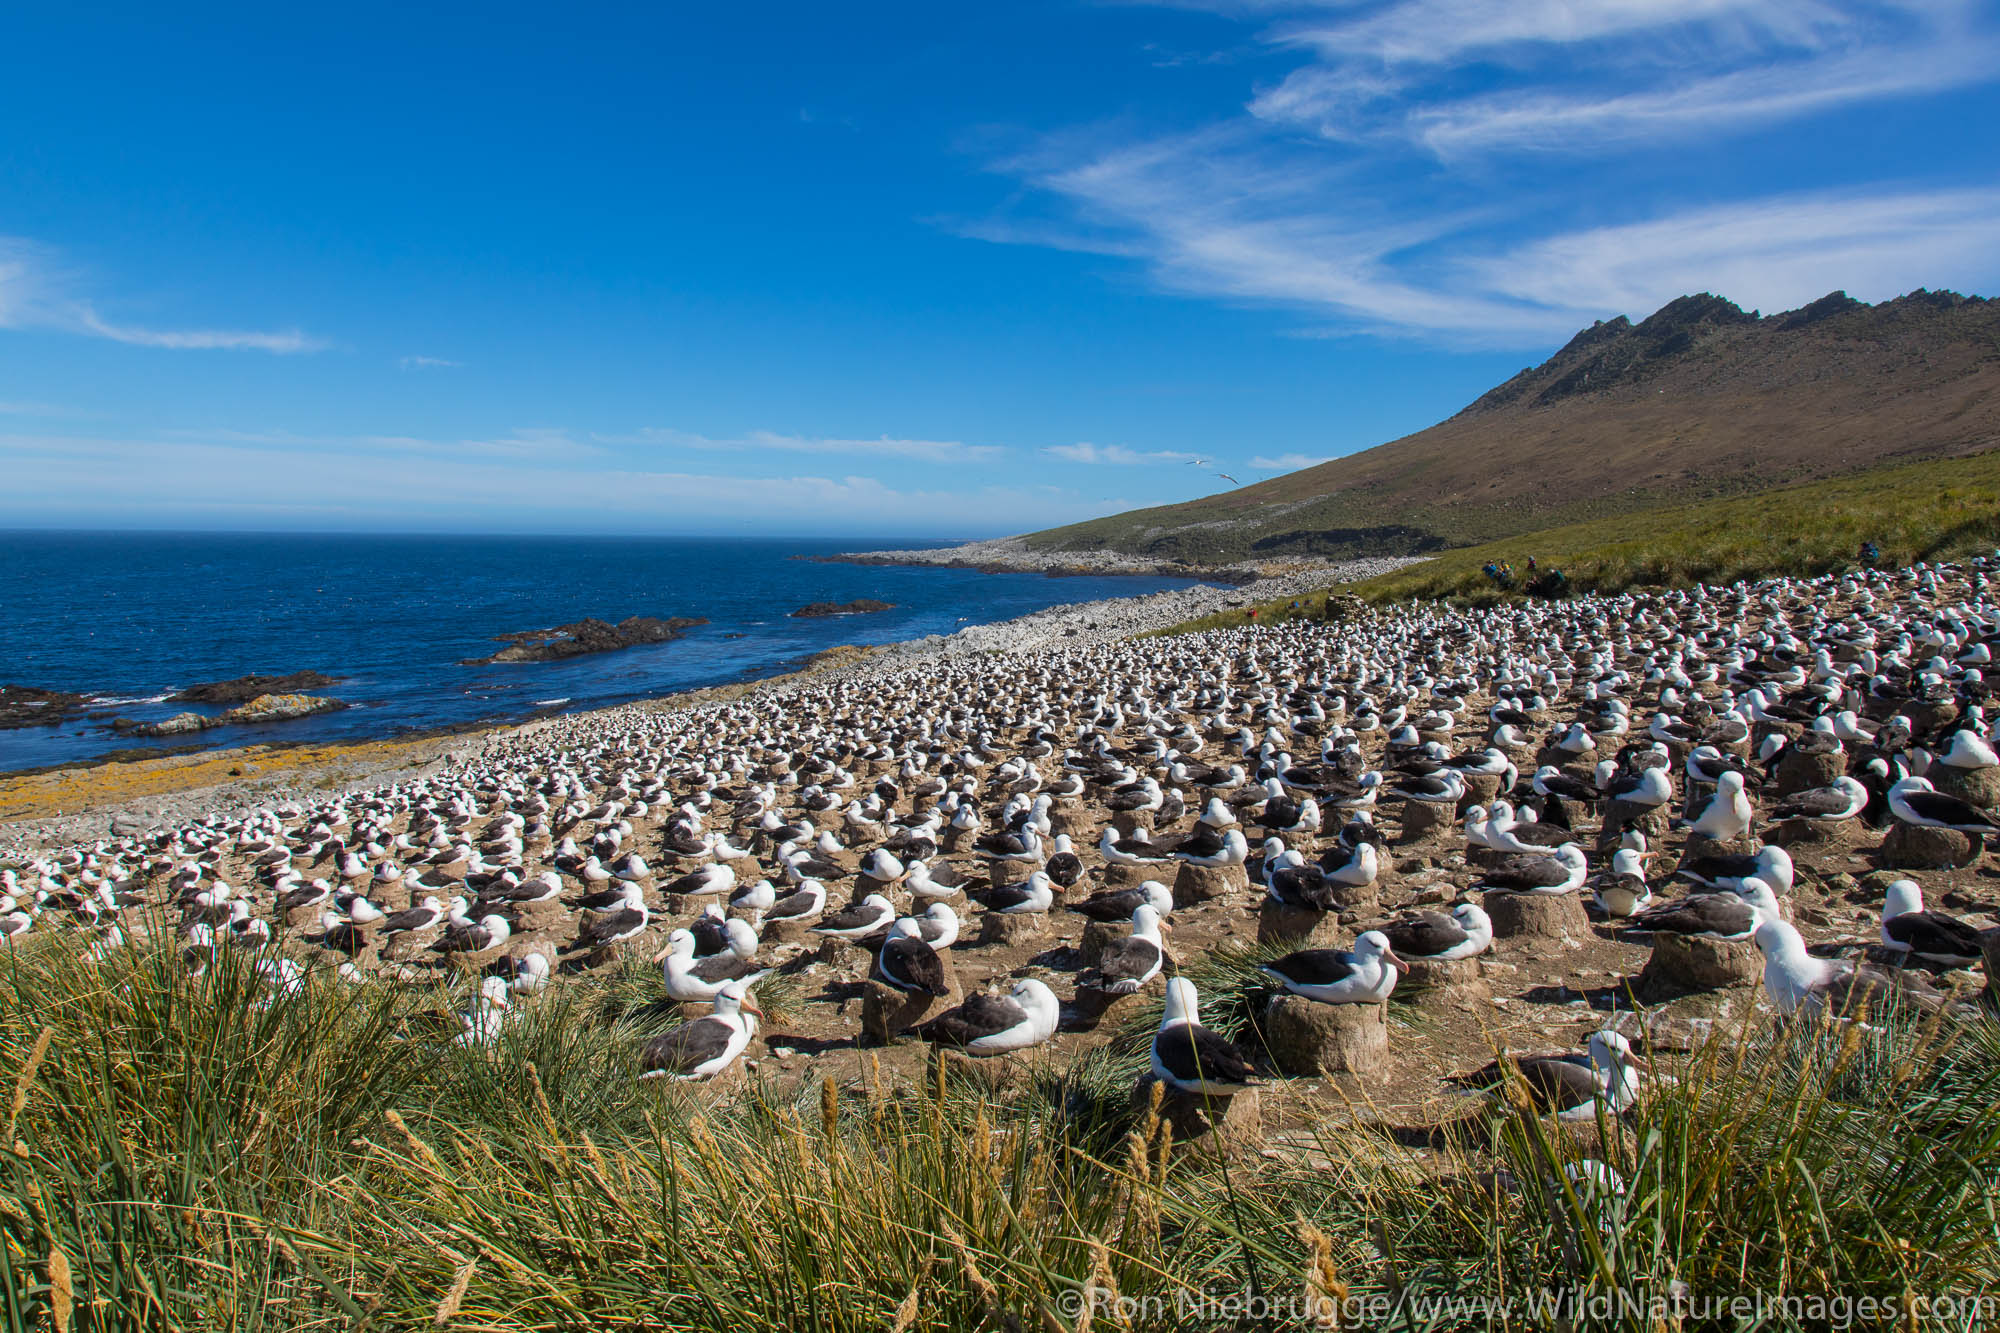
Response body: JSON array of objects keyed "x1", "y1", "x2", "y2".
[{"x1": 1024, "y1": 288, "x2": 2000, "y2": 564}]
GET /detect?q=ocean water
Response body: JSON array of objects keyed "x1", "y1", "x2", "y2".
[{"x1": 0, "y1": 532, "x2": 1209, "y2": 772}]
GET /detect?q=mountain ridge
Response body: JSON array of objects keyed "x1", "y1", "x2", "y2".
[{"x1": 1023, "y1": 287, "x2": 2000, "y2": 565}]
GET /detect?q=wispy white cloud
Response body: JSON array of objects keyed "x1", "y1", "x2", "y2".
[
  {"x1": 613, "y1": 426, "x2": 1005, "y2": 464},
  {"x1": 1470, "y1": 186, "x2": 2000, "y2": 319},
  {"x1": 0, "y1": 235, "x2": 322, "y2": 353},
  {"x1": 1250, "y1": 0, "x2": 1998, "y2": 155},
  {"x1": 973, "y1": 125, "x2": 1555, "y2": 340},
  {"x1": 1250, "y1": 452, "x2": 1334, "y2": 471},
  {"x1": 966, "y1": 1, "x2": 2000, "y2": 344},
  {"x1": 1043, "y1": 441, "x2": 1199, "y2": 465},
  {"x1": 399, "y1": 355, "x2": 463, "y2": 370}
]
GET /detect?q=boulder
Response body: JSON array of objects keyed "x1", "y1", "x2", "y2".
[
  {"x1": 1456, "y1": 771, "x2": 1505, "y2": 813},
  {"x1": 977, "y1": 912, "x2": 1049, "y2": 947},
  {"x1": 861, "y1": 978, "x2": 955, "y2": 1044},
  {"x1": 1930, "y1": 764, "x2": 2000, "y2": 810},
  {"x1": 1129, "y1": 1076, "x2": 1262, "y2": 1158},
  {"x1": 1681, "y1": 832, "x2": 1759, "y2": 864},
  {"x1": 1601, "y1": 802, "x2": 1671, "y2": 843},
  {"x1": 1047, "y1": 804, "x2": 1091, "y2": 841},
  {"x1": 1902, "y1": 699, "x2": 1961, "y2": 734},
  {"x1": 1397, "y1": 800, "x2": 1455, "y2": 844},
  {"x1": 1172, "y1": 862, "x2": 1249, "y2": 909},
  {"x1": 1397, "y1": 956, "x2": 1490, "y2": 1006},
  {"x1": 1256, "y1": 899, "x2": 1347, "y2": 949},
  {"x1": 1262, "y1": 995, "x2": 1387, "y2": 1080},
  {"x1": 1067, "y1": 970, "x2": 1167, "y2": 1031},
  {"x1": 168, "y1": 670, "x2": 341, "y2": 703},
  {"x1": 133, "y1": 711, "x2": 212, "y2": 737},
  {"x1": 1079, "y1": 918, "x2": 1130, "y2": 966},
  {"x1": 1112, "y1": 809, "x2": 1157, "y2": 838},
  {"x1": 1880, "y1": 822, "x2": 1982, "y2": 870},
  {"x1": 1104, "y1": 856, "x2": 1152, "y2": 888},
  {"x1": 463, "y1": 616, "x2": 708, "y2": 665},
  {"x1": 1984, "y1": 928, "x2": 2000, "y2": 1012},
  {"x1": 1773, "y1": 747, "x2": 1845, "y2": 798},
  {"x1": 1768, "y1": 818, "x2": 1862, "y2": 850},
  {"x1": 758, "y1": 918, "x2": 819, "y2": 949},
  {"x1": 1483, "y1": 890, "x2": 1589, "y2": 939},
  {"x1": 1636, "y1": 932, "x2": 1762, "y2": 999},
  {"x1": 789, "y1": 599, "x2": 894, "y2": 618}
]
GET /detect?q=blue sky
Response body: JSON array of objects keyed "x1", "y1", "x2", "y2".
[{"x1": 3, "y1": 1, "x2": 1997, "y2": 537}]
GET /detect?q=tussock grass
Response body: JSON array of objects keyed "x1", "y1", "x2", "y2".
[
  {"x1": 1351, "y1": 450, "x2": 2000, "y2": 606},
  {"x1": 1, "y1": 933, "x2": 1997, "y2": 1330},
  {"x1": 1150, "y1": 451, "x2": 2000, "y2": 634}
]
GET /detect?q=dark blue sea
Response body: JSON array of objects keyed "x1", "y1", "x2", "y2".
[{"x1": 0, "y1": 533, "x2": 1208, "y2": 773}]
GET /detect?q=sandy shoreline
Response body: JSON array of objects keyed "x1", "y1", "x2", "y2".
[{"x1": 0, "y1": 555, "x2": 1421, "y2": 854}]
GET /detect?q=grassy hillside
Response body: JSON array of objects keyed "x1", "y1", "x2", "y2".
[
  {"x1": 1029, "y1": 289, "x2": 2000, "y2": 565},
  {"x1": 1156, "y1": 449, "x2": 2000, "y2": 633}
]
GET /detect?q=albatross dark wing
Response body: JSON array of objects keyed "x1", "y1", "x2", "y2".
[
  {"x1": 1262, "y1": 948, "x2": 1359, "y2": 986},
  {"x1": 1154, "y1": 1024, "x2": 1258, "y2": 1088},
  {"x1": 918, "y1": 993, "x2": 1027, "y2": 1047},
  {"x1": 879, "y1": 936, "x2": 948, "y2": 995},
  {"x1": 641, "y1": 1016, "x2": 734, "y2": 1075},
  {"x1": 1884, "y1": 912, "x2": 1986, "y2": 962},
  {"x1": 1382, "y1": 911, "x2": 1469, "y2": 958}
]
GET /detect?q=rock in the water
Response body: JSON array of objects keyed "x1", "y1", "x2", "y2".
[
  {"x1": 0, "y1": 685, "x2": 94, "y2": 730},
  {"x1": 1637, "y1": 931, "x2": 1762, "y2": 998},
  {"x1": 789, "y1": 599, "x2": 895, "y2": 618},
  {"x1": 132, "y1": 711, "x2": 213, "y2": 737},
  {"x1": 463, "y1": 616, "x2": 708, "y2": 665},
  {"x1": 1262, "y1": 994, "x2": 1387, "y2": 1079},
  {"x1": 169, "y1": 670, "x2": 342, "y2": 704},
  {"x1": 219, "y1": 693, "x2": 346, "y2": 725},
  {"x1": 1483, "y1": 891, "x2": 1588, "y2": 939}
]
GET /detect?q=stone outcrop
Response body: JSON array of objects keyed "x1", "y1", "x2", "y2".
[
  {"x1": 463, "y1": 616, "x2": 708, "y2": 665},
  {"x1": 169, "y1": 671, "x2": 342, "y2": 704},
  {"x1": 789, "y1": 599, "x2": 894, "y2": 618},
  {"x1": 0, "y1": 685, "x2": 92, "y2": 730},
  {"x1": 122, "y1": 693, "x2": 346, "y2": 736}
]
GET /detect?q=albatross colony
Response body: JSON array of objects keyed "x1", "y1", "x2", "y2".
[{"x1": 10, "y1": 554, "x2": 2000, "y2": 1124}]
